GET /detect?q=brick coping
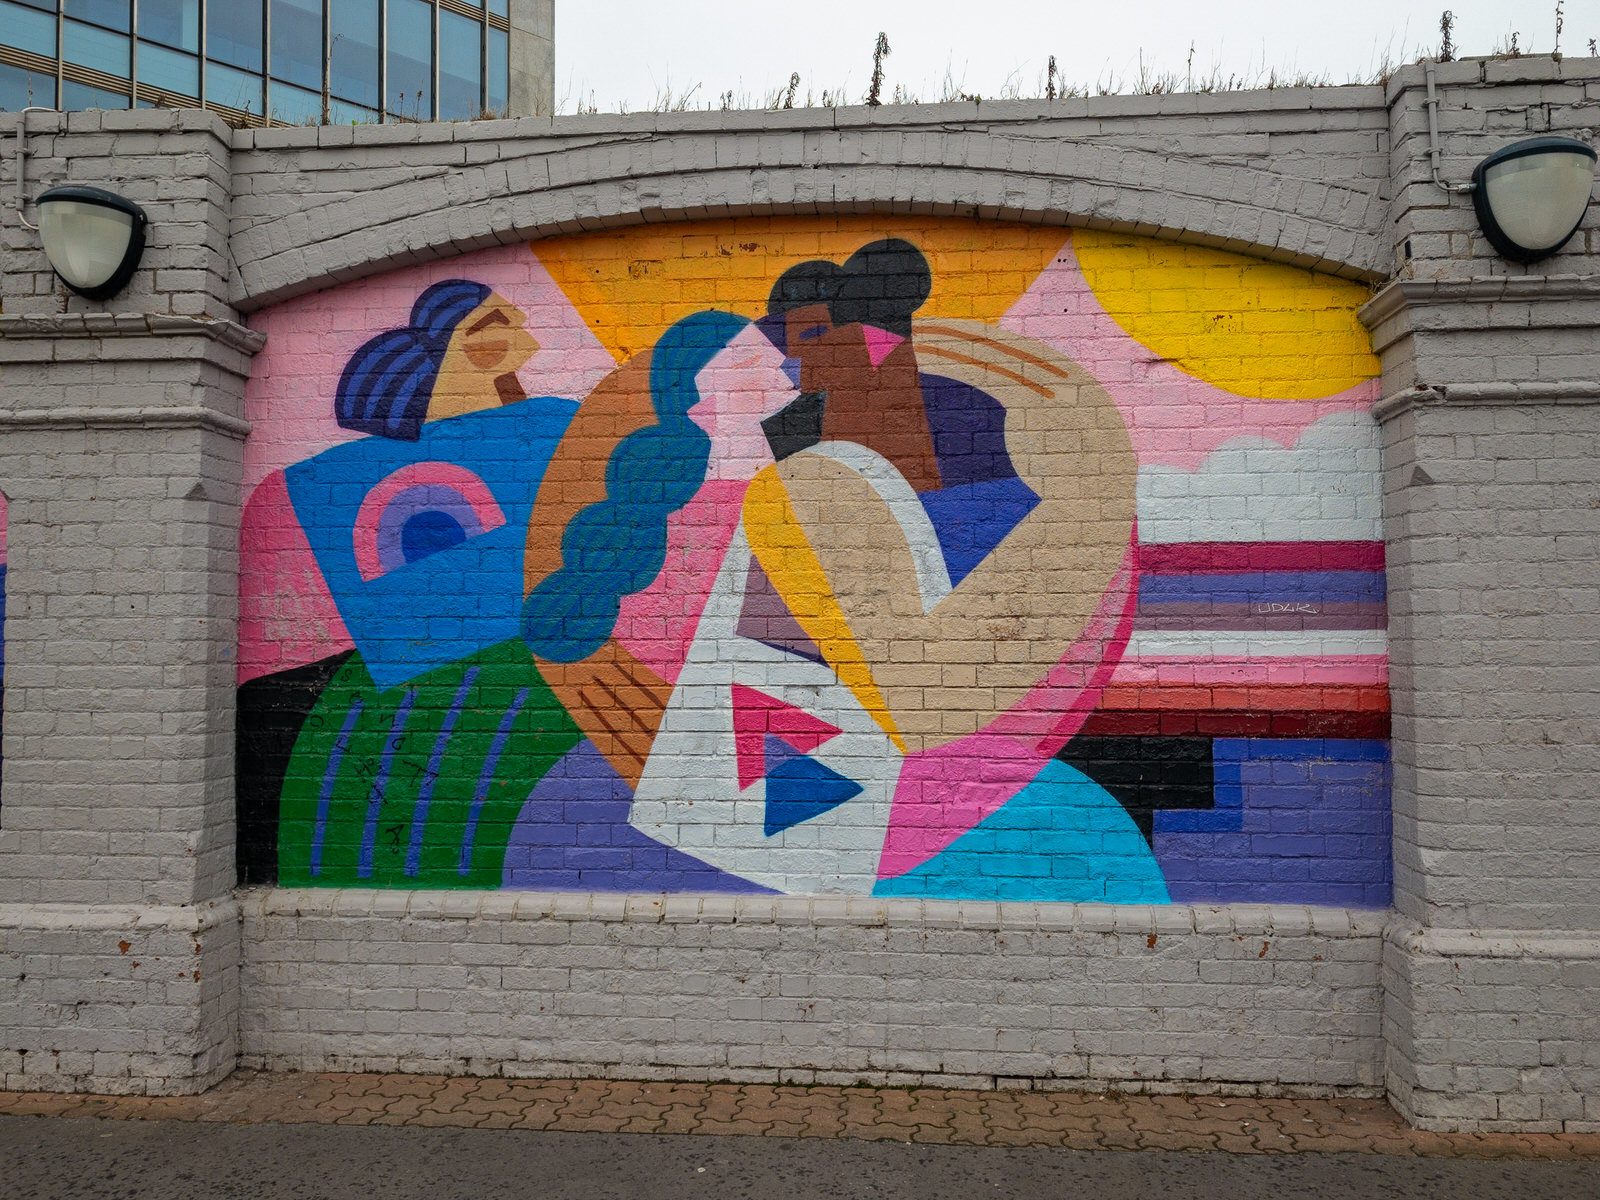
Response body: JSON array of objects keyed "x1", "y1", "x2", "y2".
[{"x1": 2, "y1": 1073, "x2": 1597, "y2": 1157}]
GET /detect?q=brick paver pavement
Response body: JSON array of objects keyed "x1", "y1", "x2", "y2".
[{"x1": 2, "y1": 1073, "x2": 1597, "y2": 1159}]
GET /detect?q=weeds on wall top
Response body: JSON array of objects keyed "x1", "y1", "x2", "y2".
[
  {"x1": 553, "y1": 3, "x2": 1592, "y2": 117},
  {"x1": 148, "y1": 4, "x2": 1599, "y2": 128}
]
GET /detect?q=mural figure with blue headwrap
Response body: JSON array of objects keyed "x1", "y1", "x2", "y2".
[
  {"x1": 273, "y1": 286, "x2": 783, "y2": 891},
  {"x1": 334, "y1": 280, "x2": 542, "y2": 439}
]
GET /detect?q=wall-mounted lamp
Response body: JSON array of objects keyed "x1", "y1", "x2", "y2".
[
  {"x1": 35, "y1": 185, "x2": 148, "y2": 301},
  {"x1": 1424, "y1": 62, "x2": 1597, "y2": 265},
  {"x1": 1470, "y1": 136, "x2": 1598, "y2": 264}
]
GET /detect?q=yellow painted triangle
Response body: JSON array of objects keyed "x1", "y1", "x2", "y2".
[{"x1": 742, "y1": 468, "x2": 906, "y2": 755}]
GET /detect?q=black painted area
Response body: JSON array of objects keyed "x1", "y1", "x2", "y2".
[
  {"x1": 761, "y1": 391, "x2": 826, "y2": 461},
  {"x1": 1057, "y1": 735, "x2": 1216, "y2": 843},
  {"x1": 235, "y1": 652, "x2": 353, "y2": 885}
]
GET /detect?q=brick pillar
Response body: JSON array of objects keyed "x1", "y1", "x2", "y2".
[
  {"x1": 1367, "y1": 61, "x2": 1600, "y2": 1132},
  {"x1": 0, "y1": 110, "x2": 259, "y2": 1094}
]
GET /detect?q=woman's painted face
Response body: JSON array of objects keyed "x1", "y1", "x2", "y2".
[
  {"x1": 691, "y1": 323, "x2": 798, "y2": 481},
  {"x1": 452, "y1": 293, "x2": 541, "y2": 374}
]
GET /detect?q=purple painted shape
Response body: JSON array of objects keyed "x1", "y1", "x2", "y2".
[
  {"x1": 735, "y1": 560, "x2": 824, "y2": 663},
  {"x1": 501, "y1": 740, "x2": 773, "y2": 893},
  {"x1": 1152, "y1": 738, "x2": 1392, "y2": 908},
  {"x1": 920, "y1": 373, "x2": 1020, "y2": 490},
  {"x1": 1134, "y1": 600, "x2": 1390, "y2": 631},
  {"x1": 372, "y1": 484, "x2": 485, "y2": 573}
]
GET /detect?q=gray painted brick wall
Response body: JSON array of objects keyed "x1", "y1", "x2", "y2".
[
  {"x1": 239, "y1": 893, "x2": 1385, "y2": 1094},
  {"x1": 1, "y1": 60, "x2": 1598, "y2": 1127}
]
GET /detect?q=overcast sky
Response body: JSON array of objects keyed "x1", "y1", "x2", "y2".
[{"x1": 555, "y1": 0, "x2": 1576, "y2": 112}]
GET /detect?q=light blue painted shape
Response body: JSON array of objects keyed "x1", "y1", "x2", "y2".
[
  {"x1": 762, "y1": 735, "x2": 864, "y2": 836},
  {"x1": 874, "y1": 759, "x2": 1171, "y2": 903}
]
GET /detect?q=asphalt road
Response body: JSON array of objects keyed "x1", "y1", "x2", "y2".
[{"x1": 4, "y1": 1115, "x2": 1597, "y2": 1200}]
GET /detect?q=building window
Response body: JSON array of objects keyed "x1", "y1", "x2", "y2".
[
  {"x1": 3, "y1": 3, "x2": 52, "y2": 58},
  {"x1": 329, "y1": 0, "x2": 380, "y2": 109},
  {"x1": 2, "y1": 0, "x2": 514, "y2": 122},
  {"x1": 138, "y1": 0, "x2": 200, "y2": 51},
  {"x1": 208, "y1": 0, "x2": 265, "y2": 72},
  {"x1": 270, "y1": 80, "x2": 325, "y2": 123},
  {"x1": 385, "y1": 0, "x2": 434, "y2": 119},
  {"x1": 0, "y1": 62, "x2": 56, "y2": 109},
  {"x1": 270, "y1": 0, "x2": 324, "y2": 92},
  {"x1": 64, "y1": 0, "x2": 131, "y2": 32},
  {"x1": 140, "y1": 41, "x2": 201, "y2": 96},
  {"x1": 438, "y1": 10, "x2": 481, "y2": 120},
  {"x1": 486, "y1": 25, "x2": 507, "y2": 113},
  {"x1": 61, "y1": 79, "x2": 131, "y2": 108},
  {"x1": 207, "y1": 57, "x2": 265, "y2": 114},
  {"x1": 63, "y1": 21, "x2": 132, "y2": 77}
]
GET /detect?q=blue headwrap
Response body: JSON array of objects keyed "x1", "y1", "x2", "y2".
[
  {"x1": 334, "y1": 280, "x2": 492, "y2": 441},
  {"x1": 521, "y1": 309, "x2": 752, "y2": 663}
]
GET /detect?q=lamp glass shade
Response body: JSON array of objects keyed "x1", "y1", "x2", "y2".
[
  {"x1": 1472, "y1": 137, "x2": 1597, "y2": 263},
  {"x1": 36, "y1": 186, "x2": 148, "y2": 301}
]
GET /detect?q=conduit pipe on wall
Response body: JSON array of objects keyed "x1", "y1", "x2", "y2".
[
  {"x1": 1424, "y1": 59, "x2": 1477, "y2": 195},
  {"x1": 12, "y1": 106, "x2": 51, "y2": 231}
]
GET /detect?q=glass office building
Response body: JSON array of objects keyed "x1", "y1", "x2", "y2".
[{"x1": 0, "y1": 0, "x2": 516, "y2": 124}]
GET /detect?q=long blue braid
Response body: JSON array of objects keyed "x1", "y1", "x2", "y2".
[{"x1": 521, "y1": 309, "x2": 751, "y2": 663}]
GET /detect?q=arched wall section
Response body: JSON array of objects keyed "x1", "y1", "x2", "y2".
[
  {"x1": 237, "y1": 213, "x2": 1390, "y2": 907},
  {"x1": 226, "y1": 93, "x2": 1393, "y2": 312}
]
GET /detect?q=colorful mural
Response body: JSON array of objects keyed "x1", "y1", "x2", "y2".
[{"x1": 237, "y1": 217, "x2": 1391, "y2": 904}]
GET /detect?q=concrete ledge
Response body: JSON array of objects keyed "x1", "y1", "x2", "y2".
[
  {"x1": 0, "y1": 314, "x2": 266, "y2": 356},
  {"x1": 1372, "y1": 382, "x2": 1600, "y2": 422},
  {"x1": 242, "y1": 888, "x2": 1387, "y2": 937},
  {"x1": 0, "y1": 406, "x2": 252, "y2": 438},
  {"x1": 238, "y1": 889, "x2": 1385, "y2": 1094}
]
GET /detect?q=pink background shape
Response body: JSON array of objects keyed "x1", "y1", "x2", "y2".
[
  {"x1": 1002, "y1": 233, "x2": 1379, "y2": 471},
  {"x1": 238, "y1": 470, "x2": 353, "y2": 684}
]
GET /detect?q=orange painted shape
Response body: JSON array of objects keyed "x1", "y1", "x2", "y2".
[{"x1": 534, "y1": 215, "x2": 1067, "y2": 362}]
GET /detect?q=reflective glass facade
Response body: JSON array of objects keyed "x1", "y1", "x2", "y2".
[{"x1": 0, "y1": 0, "x2": 511, "y2": 123}]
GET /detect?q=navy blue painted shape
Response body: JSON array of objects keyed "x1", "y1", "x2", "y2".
[{"x1": 762, "y1": 735, "x2": 863, "y2": 836}]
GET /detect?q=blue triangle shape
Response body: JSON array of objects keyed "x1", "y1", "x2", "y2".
[{"x1": 762, "y1": 735, "x2": 864, "y2": 837}]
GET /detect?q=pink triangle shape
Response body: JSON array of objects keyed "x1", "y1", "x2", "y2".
[
  {"x1": 863, "y1": 325, "x2": 906, "y2": 369},
  {"x1": 732, "y1": 684, "x2": 844, "y2": 790}
]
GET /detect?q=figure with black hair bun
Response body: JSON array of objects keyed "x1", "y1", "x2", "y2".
[
  {"x1": 761, "y1": 239, "x2": 943, "y2": 491},
  {"x1": 628, "y1": 237, "x2": 1147, "y2": 896}
]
